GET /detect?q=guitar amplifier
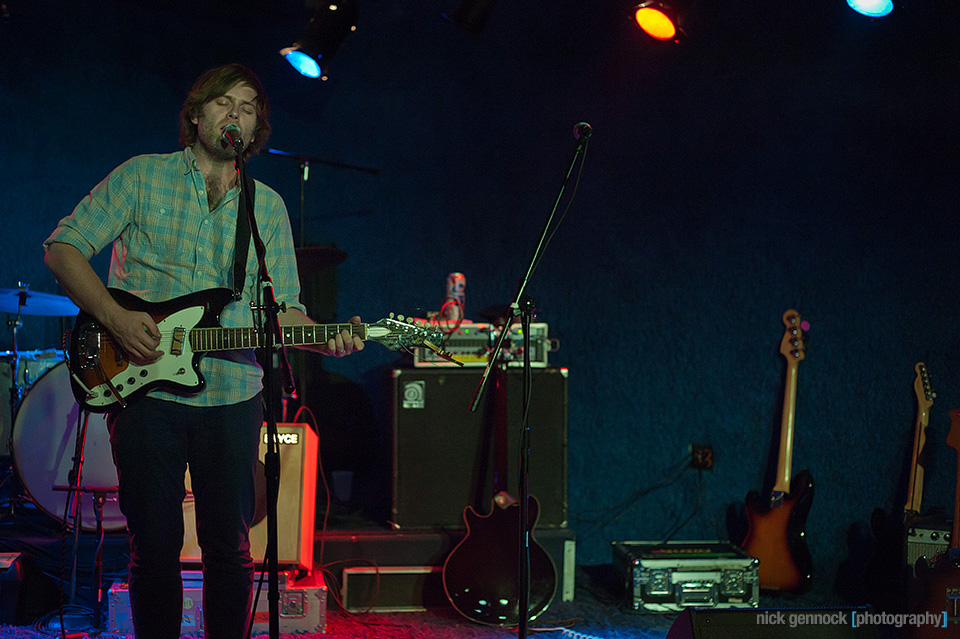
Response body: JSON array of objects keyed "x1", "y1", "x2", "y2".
[
  {"x1": 906, "y1": 522, "x2": 951, "y2": 575},
  {"x1": 612, "y1": 541, "x2": 759, "y2": 613},
  {"x1": 389, "y1": 367, "x2": 568, "y2": 530},
  {"x1": 181, "y1": 423, "x2": 318, "y2": 570}
]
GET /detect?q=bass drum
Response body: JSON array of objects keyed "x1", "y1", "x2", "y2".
[{"x1": 11, "y1": 361, "x2": 126, "y2": 531}]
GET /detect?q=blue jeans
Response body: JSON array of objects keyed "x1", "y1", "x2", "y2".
[{"x1": 108, "y1": 394, "x2": 263, "y2": 639}]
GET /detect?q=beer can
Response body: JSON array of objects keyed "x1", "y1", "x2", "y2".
[{"x1": 443, "y1": 272, "x2": 466, "y2": 320}]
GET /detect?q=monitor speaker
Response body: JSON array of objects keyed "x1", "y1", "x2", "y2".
[{"x1": 181, "y1": 422, "x2": 317, "y2": 570}]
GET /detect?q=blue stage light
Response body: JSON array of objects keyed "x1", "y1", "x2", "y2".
[
  {"x1": 847, "y1": 0, "x2": 893, "y2": 18},
  {"x1": 284, "y1": 50, "x2": 322, "y2": 79},
  {"x1": 280, "y1": 1, "x2": 357, "y2": 79}
]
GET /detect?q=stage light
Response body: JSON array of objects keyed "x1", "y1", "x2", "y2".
[
  {"x1": 280, "y1": 0, "x2": 358, "y2": 79},
  {"x1": 846, "y1": 0, "x2": 893, "y2": 18},
  {"x1": 443, "y1": 0, "x2": 499, "y2": 33},
  {"x1": 633, "y1": 1, "x2": 693, "y2": 42}
]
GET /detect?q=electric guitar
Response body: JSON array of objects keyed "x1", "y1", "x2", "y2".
[
  {"x1": 863, "y1": 363, "x2": 937, "y2": 612},
  {"x1": 442, "y1": 365, "x2": 557, "y2": 626},
  {"x1": 741, "y1": 309, "x2": 814, "y2": 593},
  {"x1": 905, "y1": 362, "x2": 936, "y2": 518},
  {"x1": 66, "y1": 287, "x2": 451, "y2": 412}
]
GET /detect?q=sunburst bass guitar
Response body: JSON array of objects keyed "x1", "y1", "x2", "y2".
[
  {"x1": 66, "y1": 287, "x2": 453, "y2": 412},
  {"x1": 741, "y1": 309, "x2": 814, "y2": 594}
]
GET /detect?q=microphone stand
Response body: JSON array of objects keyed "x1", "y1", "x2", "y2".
[
  {"x1": 469, "y1": 124, "x2": 591, "y2": 637},
  {"x1": 234, "y1": 142, "x2": 296, "y2": 639},
  {"x1": 261, "y1": 147, "x2": 379, "y2": 247}
]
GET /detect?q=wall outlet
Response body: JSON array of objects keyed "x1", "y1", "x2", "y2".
[{"x1": 689, "y1": 444, "x2": 714, "y2": 470}]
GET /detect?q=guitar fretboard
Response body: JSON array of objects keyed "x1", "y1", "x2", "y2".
[{"x1": 190, "y1": 323, "x2": 368, "y2": 352}]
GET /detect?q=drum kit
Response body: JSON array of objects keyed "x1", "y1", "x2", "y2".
[{"x1": 1, "y1": 283, "x2": 125, "y2": 532}]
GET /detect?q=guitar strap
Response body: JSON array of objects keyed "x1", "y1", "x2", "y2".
[{"x1": 232, "y1": 175, "x2": 255, "y2": 299}]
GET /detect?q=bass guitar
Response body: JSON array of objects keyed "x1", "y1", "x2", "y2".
[
  {"x1": 741, "y1": 309, "x2": 814, "y2": 593},
  {"x1": 442, "y1": 365, "x2": 557, "y2": 626},
  {"x1": 66, "y1": 287, "x2": 450, "y2": 412}
]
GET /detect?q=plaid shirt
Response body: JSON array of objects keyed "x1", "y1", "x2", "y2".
[{"x1": 45, "y1": 147, "x2": 306, "y2": 407}]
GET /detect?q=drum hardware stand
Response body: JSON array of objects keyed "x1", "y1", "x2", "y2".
[
  {"x1": 52, "y1": 406, "x2": 118, "y2": 632},
  {"x1": 3, "y1": 287, "x2": 28, "y2": 519},
  {"x1": 53, "y1": 484, "x2": 116, "y2": 633}
]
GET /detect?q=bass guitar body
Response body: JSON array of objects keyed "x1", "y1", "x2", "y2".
[
  {"x1": 742, "y1": 469, "x2": 814, "y2": 594},
  {"x1": 442, "y1": 492, "x2": 557, "y2": 626}
]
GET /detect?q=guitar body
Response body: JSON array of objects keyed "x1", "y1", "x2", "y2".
[
  {"x1": 742, "y1": 469, "x2": 814, "y2": 593},
  {"x1": 67, "y1": 288, "x2": 234, "y2": 412},
  {"x1": 909, "y1": 553, "x2": 960, "y2": 637},
  {"x1": 442, "y1": 492, "x2": 557, "y2": 626}
]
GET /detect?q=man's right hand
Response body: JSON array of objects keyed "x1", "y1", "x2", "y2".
[
  {"x1": 45, "y1": 242, "x2": 163, "y2": 366},
  {"x1": 104, "y1": 308, "x2": 164, "y2": 366}
]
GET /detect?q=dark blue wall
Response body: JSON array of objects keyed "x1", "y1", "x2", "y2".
[{"x1": 2, "y1": 0, "x2": 959, "y2": 601}]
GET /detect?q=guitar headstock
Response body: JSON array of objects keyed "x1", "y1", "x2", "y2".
[
  {"x1": 914, "y1": 362, "x2": 935, "y2": 412},
  {"x1": 780, "y1": 309, "x2": 806, "y2": 362},
  {"x1": 368, "y1": 314, "x2": 443, "y2": 350}
]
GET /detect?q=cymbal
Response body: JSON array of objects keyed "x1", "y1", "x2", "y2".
[
  {"x1": 0, "y1": 288, "x2": 79, "y2": 316},
  {"x1": 295, "y1": 246, "x2": 347, "y2": 274}
]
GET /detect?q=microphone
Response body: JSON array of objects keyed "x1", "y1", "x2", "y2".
[
  {"x1": 574, "y1": 122, "x2": 592, "y2": 140},
  {"x1": 221, "y1": 124, "x2": 243, "y2": 152}
]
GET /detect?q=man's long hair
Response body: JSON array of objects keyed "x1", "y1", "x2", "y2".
[{"x1": 179, "y1": 63, "x2": 271, "y2": 161}]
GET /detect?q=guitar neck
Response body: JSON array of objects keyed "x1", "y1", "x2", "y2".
[
  {"x1": 190, "y1": 322, "x2": 368, "y2": 352},
  {"x1": 904, "y1": 412, "x2": 929, "y2": 515},
  {"x1": 904, "y1": 363, "x2": 934, "y2": 517},
  {"x1": 774, "y1": 360, "x2": 798, "y2": 494},
  {"x1": 773, "y1": 309, "x2": 805, "y2": 497}
]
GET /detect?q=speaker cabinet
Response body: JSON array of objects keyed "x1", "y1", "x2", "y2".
[
  {"x1": 665, "y1": 607, "x2": 877, "y2": 639},
  {"x1": 389, "y1": 367, "x2": 568, "y2": 530},
  {"x1": 181, "y1": 423, "x2": 318, "y2": 570}
]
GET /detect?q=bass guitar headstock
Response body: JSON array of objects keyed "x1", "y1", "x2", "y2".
[{"x1": 780, "y1": 309, "x2": 807, "y2": 363}]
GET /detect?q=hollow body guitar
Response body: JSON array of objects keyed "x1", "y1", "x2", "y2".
[
  {"x1": 741, "y1": 309, "x2": 814, "y2": 594},
  {"x1": 442, "y1": 366, "x2": 557, "y2": 626}
]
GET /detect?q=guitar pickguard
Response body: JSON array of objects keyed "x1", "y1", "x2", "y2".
[{"x1": 70, "y1": 304, "x2": 207, "y2": 411}]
